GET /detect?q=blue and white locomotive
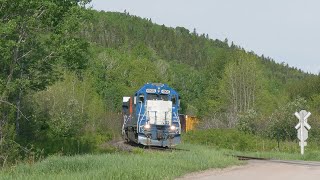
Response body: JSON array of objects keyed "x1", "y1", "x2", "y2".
[{"x1": 122, "y1": 83, "x2": 181, "y2": 147}]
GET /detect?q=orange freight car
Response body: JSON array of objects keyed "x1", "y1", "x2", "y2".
[{"x1": 179, "y1": 115, "x2": 199, "y2": 132}]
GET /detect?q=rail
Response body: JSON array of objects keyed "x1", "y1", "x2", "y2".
[{"x1": 233, "y1": 155, "x2": 320, "y2": 166}]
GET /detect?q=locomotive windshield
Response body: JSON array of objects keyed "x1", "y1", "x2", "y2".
[{"x1": 147, "y1": 94, "x2": 169, "y2": 101}]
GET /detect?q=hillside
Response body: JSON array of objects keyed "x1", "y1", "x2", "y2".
[
  {"x1": 81, "y1": 10, "x2": 311, "y2": 111},
  {"x1": 1, "y1": 2, "x2": 320, "y2": 167}
]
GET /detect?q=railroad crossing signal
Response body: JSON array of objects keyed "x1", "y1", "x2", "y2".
[{"x1": 294, "y1": 110, "x2": 311, "y2": 155}]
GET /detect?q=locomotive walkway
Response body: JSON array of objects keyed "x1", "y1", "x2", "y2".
[{"x1": 177, "y1": 160, "x2": 320, "y2": 180}]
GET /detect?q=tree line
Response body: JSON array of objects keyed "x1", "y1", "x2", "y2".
[{"x1": 1, "y1": 1, "x2": 320, "y2": 167}]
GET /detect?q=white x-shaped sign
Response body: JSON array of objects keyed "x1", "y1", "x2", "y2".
[{"x1": 295, "y1": 111, "x2": 311, "y2": 130}]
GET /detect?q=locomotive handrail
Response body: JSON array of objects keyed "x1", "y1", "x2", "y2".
[
  {"x1": 165, "y1": 112, "x2": 167, "y2": 122},
  {"x1": 164, "y1": 111, "x2": 170, "y2": 125},
  {"x1": 173, "y1": 112, "x2": 179, "y2": 122},
  {"x1": 137, "y1": 102, "x2": 142, "y2": 133},
  {"x1": 147, "y1": 111, "x2": 157, "y2": 124},
  {"x1": 137, "y1": 102, "x2": 145, "y2": 133},
  {"x1": 137, "y1": 112, "x2": 146, "y2": 133}
]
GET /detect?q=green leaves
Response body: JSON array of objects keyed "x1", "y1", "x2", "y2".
[
  {"x1": 218, "y1": 51, "x2": 264, "y2": 123},
  {"x1": 58, "y1": 38, "x2": 89, "y2": 71},
  {"x1": 267, "y1": 97, "x2": 308, "y2": 141},
  {"x1": 0, "y1": 0, "x2": 90, "y2": 98},
  {"x1": 0, "y1": 0, "x2": 91, "y2": 165}
]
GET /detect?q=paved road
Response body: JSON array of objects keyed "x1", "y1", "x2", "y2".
[{"x1": 177, "y1": 160, "x2": 320, "y2": 180}]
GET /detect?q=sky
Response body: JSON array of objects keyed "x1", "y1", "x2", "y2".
[{"x1": 90, "y1": 0, "x2": 320, "y2": 74}]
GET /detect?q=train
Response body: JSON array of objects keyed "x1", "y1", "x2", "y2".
[{"x1": 121, "y1": 83, "x2": 181, "y2": 147}]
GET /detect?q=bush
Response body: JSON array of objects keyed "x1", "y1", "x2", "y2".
[
  {"x1": 0, "y1": 124, "x2": 20, "y2": 168},
  {"x1": 183, "y1": 129, "x2": 299, "y2": 152},
  {"x1": 237, "y1": 109, "x2": 258, "y2": 134},
  {"x1": 266, "y1": 97, "x2": 308, "y2": 141}
]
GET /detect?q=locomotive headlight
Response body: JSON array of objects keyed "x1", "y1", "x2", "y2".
[
  {"x1": 170, "y1": 125, "x2": 176, "y2": 131},
  {"x1": 144, "y1": 124, "x2": 151, "y2": 129},
  {"x1": 144, "y1": 124, "x2": 151, "y2": 137}
]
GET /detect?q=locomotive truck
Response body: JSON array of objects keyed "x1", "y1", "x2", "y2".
[{"x1": 122, "y1": 83, "x2": 181, "y2": 147}]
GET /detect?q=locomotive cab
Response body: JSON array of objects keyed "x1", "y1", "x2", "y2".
[{"x1": 122, "y1": 83, "x2": 181, "y2": 147}]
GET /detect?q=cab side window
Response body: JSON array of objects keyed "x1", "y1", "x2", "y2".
[
  {"x1": 139, "y1": 94, "x2": 145, "y2": 103},
  {"x1": 172, "y1": 96, "x2": 176, "y2": 105}
]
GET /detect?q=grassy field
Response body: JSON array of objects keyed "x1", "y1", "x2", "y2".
[
  {"x1": 183, "y1": 129, "x2": 320, "y2": 161},
  {"x1": 0, "y1": 144, "x2": 241, "y2": 180},
  {"x1": 2, "y1": 129, "x2": 319, "y2": 180}
]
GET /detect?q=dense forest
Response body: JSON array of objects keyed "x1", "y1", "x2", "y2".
[{"x1": 1, "y1": 0, "x2": 320, "y2": 167}]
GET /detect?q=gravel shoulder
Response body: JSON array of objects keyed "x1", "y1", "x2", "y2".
[{"x1": 177, "y1": 160, "x2": 320, "y2": 180}]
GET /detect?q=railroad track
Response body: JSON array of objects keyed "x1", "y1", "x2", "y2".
[
  {"x1": 235, "y1": 155, "x2": 270, "y2": 161},
  {"x1": 114, "y1": 140, "x2": 189, "y2": 152},
  {"x1": 234, "y1": 155, "x2": 320, "y2": 167},
  {"x1": 144, "y1": 145, "x2": 190, "y2": 151}
]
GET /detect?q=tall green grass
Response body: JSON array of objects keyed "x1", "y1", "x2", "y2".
[
  {"x1": 0, "y1": 144, "x2": 241, "y2": 180},
  {"x1": 183, "y1": 129, "x2": 320, "y2": 161}
]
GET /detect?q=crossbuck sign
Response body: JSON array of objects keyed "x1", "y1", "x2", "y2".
[{"x1": 294, "y1": 110, "x2": 311, "y2": 155}]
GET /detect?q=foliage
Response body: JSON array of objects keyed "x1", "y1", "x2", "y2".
[
  {"x1": 0, "y1": 0, "x2": 90, "y2": 166},
  {"x1": 1, "y1": 2, "x2": 320, "y2": 168},
  {"x1": 22, "y1": 72, "x2": 113, "y2": 155},
  {"x1": 183, "y1": 129, "x2": 320, "y2": 154},
  {"x1": 218, "y1": 51, "x2": 264, "y2": 126},
  {"x1": 0, "y1": 0, "x2": 89, "y2": 98},
  {"x1": 266, "y1": 97, "x2": 308, "y2": 141},
  {"x1": 0, "y1": 124, "x2": 19, "y2": 167},
  {"x1": 237, "y1": 109, "x2": 258, "y2": 134},
  {"x1": 184, "y1": 129, "x2": 281, "y2": 152}
]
